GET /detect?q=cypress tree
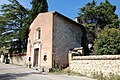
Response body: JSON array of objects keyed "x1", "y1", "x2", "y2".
[{"x1": 29, "y1": 0, "x2": 48, "y2": 23}]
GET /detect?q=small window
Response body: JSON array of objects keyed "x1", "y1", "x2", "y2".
[
  {"x1": 36, "y1": 27, "x2": 41, "y2": 40},
  {"x1": 38, "y1": 29, "x2": 41, "y2": 39},
  {"x1": 28, "y1": 57, "x2": 31, "y2": 61},
  {"x1": 43, "y1": 55, "x2": 47, "y2": 61}
]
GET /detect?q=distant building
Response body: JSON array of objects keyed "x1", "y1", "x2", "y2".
[{"x1": 27, "y1": 12, "x2": 84, "y2": 72}]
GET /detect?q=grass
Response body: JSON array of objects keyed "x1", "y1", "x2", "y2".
[
  {"x1": 92, "y1": 71, "x2": 120, "y2": 80},
  {"x1": 50, "y1": 68, "x2": 120, "y2": 80},
  {"x1": 49, "y1": 68, "x2": 83, "y2": 76}
]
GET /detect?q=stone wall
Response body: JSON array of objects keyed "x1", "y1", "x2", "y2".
[
  {"x1": 69, "y1": 54, "x2": 120, "y2": 77},
  {"x1": 10, "y1": 54, "x2": 27, "y2": 66},
  {"x1": 53, "y1": 14, "x2": 83, "y2": 68}
]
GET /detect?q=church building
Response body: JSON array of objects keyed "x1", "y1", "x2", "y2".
[{"x1": 27, "y1": 11, "x2": 84, "y2": 72}]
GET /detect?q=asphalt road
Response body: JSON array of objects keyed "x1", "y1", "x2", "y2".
[{"x1": 0, "y1": 63, "x2": 95, "y2": 80}]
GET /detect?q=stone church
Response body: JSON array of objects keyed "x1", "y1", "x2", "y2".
[{"x1": 27, "y1": 11, "x2": 84, "y2": 71}]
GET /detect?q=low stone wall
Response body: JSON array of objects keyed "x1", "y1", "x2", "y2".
[
  {"x1": 69, "y1": 54, "x2": 120, "y2": 77},
  {"x1": 10, "y1": 54, "x2": 27, "y2": 66}
]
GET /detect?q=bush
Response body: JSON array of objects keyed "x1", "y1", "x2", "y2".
[
  {"x1": 92, "y1": 71, "x2": 120, "y2": 80},
  {"x1": 72, "y1": 52, "x2": 83, "y2": 56},
  {"x1": 94, "y1": 28, "x2": 120, "y2": 55}
]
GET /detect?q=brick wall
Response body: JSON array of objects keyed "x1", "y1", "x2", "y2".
[{"x1": 69, "y1": 54, "x2": 120, "y2": 76}]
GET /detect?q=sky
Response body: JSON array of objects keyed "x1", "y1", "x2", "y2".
[{"x1": 0, "y1": 0, "x2": 120, "y2": 20}]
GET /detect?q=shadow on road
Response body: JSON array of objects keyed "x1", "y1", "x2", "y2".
[
  {"x1": 0, "y1": 72, "x2": 41, "y2": 80},
  {"x1": 0, "y1": 67, "x2": 26, "y2": 71}
]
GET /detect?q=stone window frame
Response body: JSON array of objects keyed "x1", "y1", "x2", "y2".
[{"x1": 35, "y1": 27, "x2": 41, "y2": 40}]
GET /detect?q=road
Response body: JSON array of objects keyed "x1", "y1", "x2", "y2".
[{"x1": 0, "y1": 63, "x2": 95, "y2": 80}]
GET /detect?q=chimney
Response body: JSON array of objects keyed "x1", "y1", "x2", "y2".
[{"x1": 74, "y1": 17, "x2": 80, "y2": 23}]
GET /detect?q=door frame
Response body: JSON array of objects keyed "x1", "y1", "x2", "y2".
[{"x1": 31, "y1": 42, "x2": 41, "y2": 68}]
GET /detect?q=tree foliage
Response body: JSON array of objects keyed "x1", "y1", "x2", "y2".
[
  {"x1": 0, "y1": 0, "x2": 28, "y2": 54},
  {"x1": 96, "y1": 0, "x2": 120, "y2": 29},
  {"x1": 29, "y1": 0, "x2": 48, "y2": 23},
  {"x1": 78, "y1": 0, "x2": 120, "y2": 43},
  {"x1": 0, "y1": 0, "x2": 48, "y2": 54},
  {"x1": 94, "y1": 28, "x2": 120, "y2": 55},
  {"x1": 78, "y1": 0, "x2": 120, "y2": 54}
]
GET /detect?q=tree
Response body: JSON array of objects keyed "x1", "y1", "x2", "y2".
[
  {"x1": 78, "y1": 0, "x2": 120, "y2": 53},
  {"x1": 29, "y1": 0, "x2": 48, "y2": 23},
  {"x1": 0, "y1": 0, "x2": 28, "y2": 54},
  {"x1": 0, "y1": 0, "x2": 49, "y2": 54},
  {"x1": 79, "y1": 0, "x2": 119, "y2": 30},
  {"x1": 96, "y1": 0, "x2": 120, "y2": 29},
  {"x1": 94, "y1": 28, "x2": 120, "y2": 55},
  {"x1": 19, "y1": 22, "x2": 29, "y2": 52}
]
